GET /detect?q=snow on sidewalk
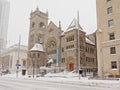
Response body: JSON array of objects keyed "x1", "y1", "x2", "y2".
[{"x1": 1, "y1": 72, "x2": 120, "y2": 89}]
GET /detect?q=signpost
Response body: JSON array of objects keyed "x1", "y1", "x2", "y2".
[
  {"x1": 16, "y1": 64, "x2": 21, "y2": 67},
  {"x1": 55, "y1": 48, "x2": 59, "y2": 72},
  {"x1": 16, "y1": 64, "x2": 21, "y2": 77},
  {"x1": 16, "y1": 35, "x2": 21, "y2": 78}
]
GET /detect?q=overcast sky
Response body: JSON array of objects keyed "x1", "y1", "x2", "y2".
[{"x1": 7, "y1": 0, "x2": 97, "y2": 47}]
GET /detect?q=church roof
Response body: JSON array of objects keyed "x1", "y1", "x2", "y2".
[
  {"x1": 86, "y1": 37, "x2": 95, "y2": 45},
  {"x1": 30, "y1": 43, "x2": 44, "y2": 52},
  {"x1": 66, "y1": 18, "x2": 84, "y2": 32}
]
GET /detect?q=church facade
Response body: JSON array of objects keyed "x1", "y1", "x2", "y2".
[{"x1": 27, "y1": 8, "x2": 97, "y2": 76}]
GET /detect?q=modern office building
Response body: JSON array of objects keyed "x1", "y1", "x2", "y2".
[
  {"x1": 0, "y1": 0, "x2": 10, "y2": 52},
  {"x1": 96, "y1": 0, "x2": 120, "y2": 77}
]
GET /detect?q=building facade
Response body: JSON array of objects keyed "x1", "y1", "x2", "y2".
[
  {"x1": 96, "y1": 0, "x2": 120, "y2": 77},
  {"x1": 27, "y1": 8, "x2": 97, "y2": 76},
  {"x1": 0, "y1": 0, "x2": 10, "y2": 52},
  {"x1": 0, "y1": 44, "x2": 27, "y2": 75}
]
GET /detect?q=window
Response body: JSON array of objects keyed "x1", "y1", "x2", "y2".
[
  {"x1": 107, "y1": 7, "x2": 112, "y2": 14},
  {"x1": 39, "y1": 22, "x2": 44, "y2": 27},
  {"x1": 66, "y1": 44, "x2": 74, "y2": 49},
  {"x1": 110, "y1": 47, "x2": 116, "y2": 54},
  {"x1": 31, "y1": 22, "x2": 35, "y2": 28},
  {"x1": 23, "y1": 60, "x2": 26, "y2": 66},
  {"x1": 111, "y1": 61, "x2": 117, "y2": 69},
  {"x1": 107, "y1": 0, "x2": 111, "y2": 2},
  {"x1": 66, "y1": 35, "x2": 74, "y2": 42},
  {"x1": 109, "y1": 33, "x2": 115, "y2": 40},
  {"x1": 47, "y1": 41, "x2": 56, "y2": 48},
  {"x1": 61, "y1": 58, "x2": 65, "y2": 63},
  {"x1": 49, "y1": 28, "x2": 54, "y2": 32},
  {"x1": 62, "y1": 48, "x2": 64, "y2": 52},
  {"x1": 108, "y1": 19, "x2": 114, "y2": 28}
]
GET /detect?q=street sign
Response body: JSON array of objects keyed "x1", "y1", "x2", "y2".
[{"x1": 16, "y1": 64, "x2": 21, "y2": 67}]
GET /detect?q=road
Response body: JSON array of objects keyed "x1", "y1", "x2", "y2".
[{"x1": 0, "y1": 77, "x2": 119, "y2": 90}]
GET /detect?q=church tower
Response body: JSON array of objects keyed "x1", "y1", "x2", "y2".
[
  {"x1": 27, "y1": 7, "x2": 48, "y2": 75},
  {"x1": 28, "y1": 7, "x2": 48, "y2": 50}
]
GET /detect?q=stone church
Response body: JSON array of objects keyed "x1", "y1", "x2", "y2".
[{"x1": 27, "y1": 7, "x2": 97, "y2": 76}]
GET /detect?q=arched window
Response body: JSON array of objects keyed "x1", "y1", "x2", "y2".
[
  {"x1": 39, "y1": 22, "x2": 44, "y2": 27},
  {"x1": 32, "y1": 22, "x2": 35, "y2": 27},
  {"x1": 47, "y1": 40, "x2": 56, "y2": 48}
]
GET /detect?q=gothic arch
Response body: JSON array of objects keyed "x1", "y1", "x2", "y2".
[
  {"x1": 45, "y1": 37, "x2": 57, "y2": 48},
  {"x1": 66, "y1": 56, "x2": 75, "y2": 71},
  {"x1": 45, "y1": 37, "x2": 57, "y2": 54}
]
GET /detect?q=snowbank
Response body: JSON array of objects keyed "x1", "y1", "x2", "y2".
[{"x1": 1, "y1": 71, "x2": 120, "y2": 89}]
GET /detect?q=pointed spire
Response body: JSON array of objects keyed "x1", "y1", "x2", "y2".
[
  {"x1": 66, "y1": 11, "x2": 84, "y2": 32},
  {"x1": 36, "y1": 5, "x2": 39, "y2": 11},
  {"x1": 46, "y1": 9, "x2": 49, "y2": 16},
  {"x1": 59, "y1": 21, "x2": 61, "y2": 29},
  {"x1": 30, "y1": 10, "x2": 33, "y2": 15},
  {"x1": 66, "y1": 18, "x2": 83, "y2": 32}
]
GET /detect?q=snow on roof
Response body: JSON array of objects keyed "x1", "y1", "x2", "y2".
[
  {"x1": 47, "y1": 59, "x2": 53, "y2": 63},
  {"x1": 96, "y1": 28, "x2": 102, "y2": 33},
  {"x1": 86, "y1": 38, "x2": 95, "y2": 45},
  {"x1": 61, "y1": 32, "x2": 65, "y2": 36},
  {"x1": 30, "y1": 43, "x2": 44, "y2": 52},
  {"x1": 66, "y1": 18, "x2": 84, "y2": 32},
  {"x1": 40, "y1": 66, "x2": 52, "y2": 70}
]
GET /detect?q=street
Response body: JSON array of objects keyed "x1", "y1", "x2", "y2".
[{"x1": 0, "y1": 77, "x2": 119, "y2": 90}]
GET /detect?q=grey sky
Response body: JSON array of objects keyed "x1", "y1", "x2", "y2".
[{"x1": 7, "y1": 0, "x2": 97, "y2": 47}]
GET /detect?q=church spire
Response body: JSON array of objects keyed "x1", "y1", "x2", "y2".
[
  {"x1": 46, "y1": 10, "x2": 48, "y2": 16},
  {"x1": 59, "y1": 21, "x2": 61, "y2": 29},
  {"x1": 36, "y1": 5, "x2": 39, "y2": 11}
]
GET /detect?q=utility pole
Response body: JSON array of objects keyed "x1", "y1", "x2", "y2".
[
  {"x1": 77, "y1": 11, "x2": 81, "y2": 80},
  {"x1": 16, "y1": 35, "x2": 21, "y2": 78}
]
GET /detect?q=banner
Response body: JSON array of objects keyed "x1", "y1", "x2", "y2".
[{"x1": 56, "y1": 48, "x2": 59, "y2": 66}]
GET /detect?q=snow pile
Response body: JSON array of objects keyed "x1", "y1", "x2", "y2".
[
  {"x1": 45, "y1": 71, "x2": 79, "y2": 78},
  {"x1": 1, "y1": 71, "x2": 120, "y2": 89},
  {"x1": 1, "y1": 72, "x2": 28, "y2": 78}
]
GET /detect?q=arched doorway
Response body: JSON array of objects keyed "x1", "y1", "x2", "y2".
[
  {"x1": 69, "y1": 63, "x2": 74, "y2": 71},
  {"x1": 66, "y1": 56, "x2": 75, "y2": 71}
]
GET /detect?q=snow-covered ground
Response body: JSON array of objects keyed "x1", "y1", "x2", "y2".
[{"x1": 1, "y1": 71, "x2": 120, "y2": 89}]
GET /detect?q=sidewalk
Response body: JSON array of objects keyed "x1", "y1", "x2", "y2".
[{"x1": 1, "y1": 72, "x2": 120, "y2": 89}]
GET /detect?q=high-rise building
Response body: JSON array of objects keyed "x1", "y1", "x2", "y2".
[
  {"x1": 0, "y1": 0, "x2": 10, "y2": 52},
  {"x1": 96, "y1": 0, "x2": 120, "y2": 78}
]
